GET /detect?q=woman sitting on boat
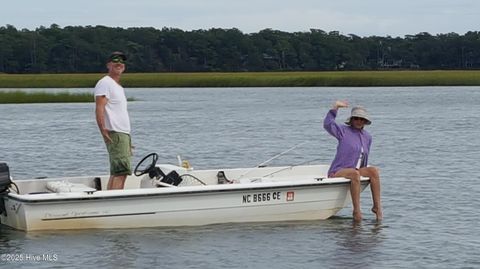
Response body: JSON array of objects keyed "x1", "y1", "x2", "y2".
[{"x1": 323, "y1": 100, "x2": 383, "y2": 222}]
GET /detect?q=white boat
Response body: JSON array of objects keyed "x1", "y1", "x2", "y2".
[{"x1": 0, "y1": 153, "x2": 370, "y2": 231}]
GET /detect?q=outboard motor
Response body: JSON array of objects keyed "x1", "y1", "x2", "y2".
[
  {"x1": 0, "y1": 162, "x2": 12, "y2": 215},
  {"x1": 0, "y1": 163, "x2": 11, "y2": 193}
]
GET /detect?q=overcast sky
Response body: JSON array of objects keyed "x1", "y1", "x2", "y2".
[{"x1": 1, "y1": 0, "x2": 479, "y2": 37}]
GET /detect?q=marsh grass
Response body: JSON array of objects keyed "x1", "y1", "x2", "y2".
[
  {"x1": 1, "y1": 71, "x2": 480, "y2": 88},
  {"x1": 0, "y1": 91, "x2": 96, "y2": 104},
  {"x1": 0, "y1": 91, "x2": 137, "y2": 104}
]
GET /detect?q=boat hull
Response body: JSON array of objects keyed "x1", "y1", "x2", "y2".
[{"x1": 1, "y1": 180, "x2": 369, "y2": 231}]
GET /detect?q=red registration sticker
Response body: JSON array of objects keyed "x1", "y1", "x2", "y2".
[{"x1": 286, "y1": 191, "x2": 295, "y2": 201}]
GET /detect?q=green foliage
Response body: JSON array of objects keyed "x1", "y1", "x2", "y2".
[{"x1": 2, "y1": 24, "x2": 480, "y2": 73}]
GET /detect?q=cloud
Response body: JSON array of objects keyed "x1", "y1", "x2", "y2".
[{"x1": 1, "y1": 0, "x2": 479, "y2": 36}]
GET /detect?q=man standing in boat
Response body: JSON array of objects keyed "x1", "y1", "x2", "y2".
[
  {"x1": 324, "y1": 100, "x2": 383, "y2": 222},
  {"x1": 94, "y1": 51, "x2": 132, "y2": 190}
]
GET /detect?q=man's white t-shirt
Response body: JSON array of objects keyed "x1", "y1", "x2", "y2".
[{"x1": 94, "y1": 75, "x2": 131, "y2": 134}]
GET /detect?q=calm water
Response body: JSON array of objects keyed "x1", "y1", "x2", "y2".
[{"x1": 0, "y1": 87, "x2": 479, "y2": 268}]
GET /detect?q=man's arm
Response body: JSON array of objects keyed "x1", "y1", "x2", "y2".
[{"x1": 95, "y1": 95, "x2": 112, "y2": 143}]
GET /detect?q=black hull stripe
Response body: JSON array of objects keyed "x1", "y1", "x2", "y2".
[{"x1": 42, "y1": 211, "x2": 155, "y2": 221}]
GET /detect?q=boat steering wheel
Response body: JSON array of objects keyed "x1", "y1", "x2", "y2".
[{"x1": 134, "y1": 153, "x2": 159, "y2": 176}]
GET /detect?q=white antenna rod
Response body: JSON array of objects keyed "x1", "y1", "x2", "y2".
[{"x1": 238, "y1": 142, "x2": 306, "y2": 180}]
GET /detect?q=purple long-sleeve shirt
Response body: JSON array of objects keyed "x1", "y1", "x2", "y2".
[{"x1": 324, "y1": 109, "x2": 372, "y2": 176}]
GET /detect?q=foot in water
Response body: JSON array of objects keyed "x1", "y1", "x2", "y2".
[
  {"x1": 353, "y1": 211, "x2": 362, "y2": 222},
  {"x1": 372, "y1": 207, "x2": 383, "y2": 221}
]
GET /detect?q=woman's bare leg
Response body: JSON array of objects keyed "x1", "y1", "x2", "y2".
[
  {"x1": 334, "y1": 168, "x2": 362, "y2": 222},
  {"x1": 359, "y1": 166, "x2": 383, "y2": 221}
]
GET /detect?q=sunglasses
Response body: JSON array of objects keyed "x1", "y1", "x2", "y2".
[
  {"x1": 352, "y1": 117, "x2": 366, "y2": 121},
  {"x1": 110, "y1": 57, "x2": 125, "y2": 64}
]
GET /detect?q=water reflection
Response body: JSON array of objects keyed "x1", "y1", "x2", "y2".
[
  {"x1": 0, "y1": 227, "x2": 27, "y2": 253},
  {"x1": 324, "y1": 218, "x2": 386, "y2": 268},
  {"x1": 102, "y1": 232, "x2": 141, "y2": 268},
  {"x1": 348, "y1": 220, "x2": 385, "y2": 248}
]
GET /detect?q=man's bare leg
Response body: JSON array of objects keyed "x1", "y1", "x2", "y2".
[{"x1": 107, "y1": 175, "x2": 127, "y2": 190}]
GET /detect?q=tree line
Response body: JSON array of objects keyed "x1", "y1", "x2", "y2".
[{"x1": 1, "y1": 24, "x2": 480, "y2": 73}]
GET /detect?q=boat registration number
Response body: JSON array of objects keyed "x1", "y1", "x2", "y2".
[{"x1": 242, "y1": 191, "x2": 282, "y2": 203}]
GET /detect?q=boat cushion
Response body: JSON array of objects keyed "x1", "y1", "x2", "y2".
[{"x1": 46, "y1": 181, "x2": 96, "y2": 193}]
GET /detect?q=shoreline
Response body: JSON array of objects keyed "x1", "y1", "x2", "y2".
[{"x1": 1, "y1": 70, "x2": 480, "y2": 88}]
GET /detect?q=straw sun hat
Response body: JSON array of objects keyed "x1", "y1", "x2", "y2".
[{"x1": 345, "y1": 106, "x2": 372, "y2": 125}]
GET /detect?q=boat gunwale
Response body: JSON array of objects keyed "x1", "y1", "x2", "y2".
[{"x1": 6, "y1": 178, "x2": 370, "y2": 204}]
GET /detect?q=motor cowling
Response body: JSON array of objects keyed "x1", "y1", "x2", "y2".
[
  {"x1": 0, "y1": 162, "x2": 12, "y2": 217},
  {"x1": 0, "y1": 162, "x2": 11, "y2": 193}
]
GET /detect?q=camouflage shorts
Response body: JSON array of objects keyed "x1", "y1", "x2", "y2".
[{"x1": 106, "y1": 131, "x2": 132, "y2": 176}]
